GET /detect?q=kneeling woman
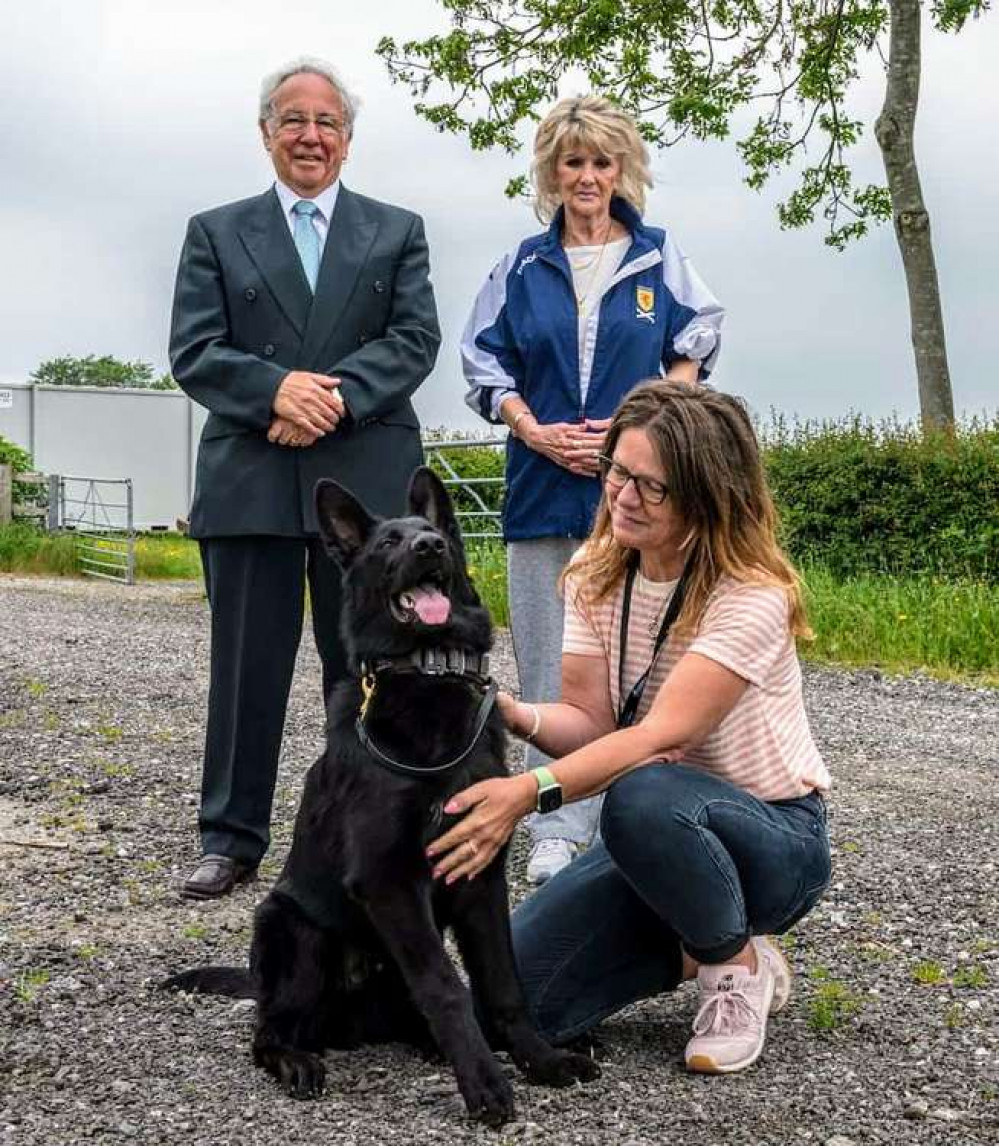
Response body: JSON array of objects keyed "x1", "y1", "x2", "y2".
[{"x1": 427, "y1": 379, "x2": 832, "y2": 1073}]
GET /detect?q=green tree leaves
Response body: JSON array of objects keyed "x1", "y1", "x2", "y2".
[
  {"x1": 377, "y1": 0, "x2": 984, "y2": 248},
  {"x1": 29, "y1": 356, "x2": 177, "y2": 390}
]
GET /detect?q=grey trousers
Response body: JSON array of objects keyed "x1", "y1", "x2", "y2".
[{"x1": 507, "y1": 537, "x2": 603, "y2": 847}]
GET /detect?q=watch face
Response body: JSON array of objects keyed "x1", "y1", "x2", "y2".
[{"x1": 537, "y1": 784, "x2": 563, "y2": 814}]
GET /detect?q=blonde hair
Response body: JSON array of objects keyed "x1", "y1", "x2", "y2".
[
  {"x1": 568, "y1": 380, "x2": 812, "y2": 640},
  {"x1": 532, "y1": 95, "x2": 653, "y2": 223}
]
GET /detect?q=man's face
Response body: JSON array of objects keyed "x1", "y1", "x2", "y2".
[{"x1": 260, "y1": 72, "x2": 351, "y2": 197}]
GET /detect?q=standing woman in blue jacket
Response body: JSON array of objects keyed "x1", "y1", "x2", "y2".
[{"x1": 461, "y1": 96, "x2": 724, "y2": 883}]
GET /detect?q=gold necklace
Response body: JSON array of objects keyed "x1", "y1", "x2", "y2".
[{"x1": 568, "y1": 220, "x2": 614, "y2": 313}]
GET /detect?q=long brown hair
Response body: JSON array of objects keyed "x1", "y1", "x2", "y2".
[{"x1": 568, "y1": 380, "x2": 811, "y2": 639}]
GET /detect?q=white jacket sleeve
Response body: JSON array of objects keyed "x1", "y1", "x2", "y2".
[
  {"x1": 661, "y1": 234, "x2": 724, "y2": 376},
  {"x1": 460, "y1": 250, "x2": 524, "y2": 423}
]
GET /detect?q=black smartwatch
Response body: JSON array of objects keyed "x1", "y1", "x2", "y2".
[{"x1": 531, "y1": 766, "x2": 563, "y2": 814}]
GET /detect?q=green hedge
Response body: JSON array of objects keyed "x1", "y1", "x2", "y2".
[
  {"x1": 0, "y1": 434, "x2": 32, "y2": 475},
  {"x1": 764, "y1": 416, "x2": 998, "y2": 582},
  {"x1": 427, "y1": 419, "x2": 999, "y2": 583},
  {"x1": 5, "y1": 420, "x2": 996, "y2": 583},
  {"x1": 0, "y1": 434, "x2": 41, "y2": 511}
]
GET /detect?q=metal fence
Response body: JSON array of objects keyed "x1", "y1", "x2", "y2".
[
  {"x1": 1, "y1": 437, "x2": 503, "y2": 586},
  {"x1": 58, "y1": 476, "x2": 136, "y2": 585},
  {"x1": 424, "y1": 436, "x2": 505, "y2": 541}
]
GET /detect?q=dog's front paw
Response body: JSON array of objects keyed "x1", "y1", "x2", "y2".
[
  {"x1": 274, "y1": 1049, "x2": 327, "y2": 1099},
  {"x1": 458, "y1": 1061, "x2": 516, "y2": 1127},
  {"x1": 525, "y1": 1047, "x2": 601, "y2": 1087}
]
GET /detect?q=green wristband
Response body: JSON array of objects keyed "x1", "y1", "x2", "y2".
[
  {"x1": 530, "y1": 766, "x2": 563, "y2": 814},
  {"x1": 531, "y1": 766, "x2": 557, "y2": 792}
]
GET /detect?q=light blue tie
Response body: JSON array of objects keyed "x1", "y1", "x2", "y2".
[{"x1": 292, "y1": 199, "x2": 321, "y2": 292}]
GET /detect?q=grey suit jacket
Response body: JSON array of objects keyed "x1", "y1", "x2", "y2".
[{"x1": 169, "y1": 185, "x2": 441, "y2": 537}]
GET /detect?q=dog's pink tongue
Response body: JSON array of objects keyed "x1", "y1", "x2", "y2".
[{"x1": 411, "y1": 586, "x2": 451, "y2": 625}]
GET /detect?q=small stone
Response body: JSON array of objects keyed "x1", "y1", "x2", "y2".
[
  {"x1": 509, "y1": 1122, "x2": 543, "y2": 1139},
  {"x1": 903, "y1": 1100, "x2": 929, "y2": 1120},
  {"x1": 929, "y1": 1108, "x2": 962, "y2": 1123},
  {"x1": 825, "y1": 1136, "x2": 856, "y2": 1146}
]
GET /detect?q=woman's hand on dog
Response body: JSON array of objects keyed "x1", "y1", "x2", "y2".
[
  {"x1": 496, "y1": 690, "x2": 537, "y2": 739},
  {"x1": 426, "y1": 774, "x2": 537, "y2": 884}
]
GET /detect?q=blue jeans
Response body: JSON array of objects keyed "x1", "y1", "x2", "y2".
[{"x1": 511, "y1": 763, "x2": 831, "y2": 1043}]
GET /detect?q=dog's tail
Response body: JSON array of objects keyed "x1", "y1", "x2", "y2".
[{"x1": 160, "y1": 966, "x2": 256, "y2": 999}]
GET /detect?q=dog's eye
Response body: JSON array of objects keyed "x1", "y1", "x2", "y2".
[{"x1": 377, "y1": 535, "x2": 399, "y2": 550}]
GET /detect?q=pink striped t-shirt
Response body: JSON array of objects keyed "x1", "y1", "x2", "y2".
[{"x1": 563, "y1": 567, "x2": 831, "y2": 801}]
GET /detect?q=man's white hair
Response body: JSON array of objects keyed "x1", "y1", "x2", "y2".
[{"x1": 259, "y1": 57, "x2": 360, "y2": 137}]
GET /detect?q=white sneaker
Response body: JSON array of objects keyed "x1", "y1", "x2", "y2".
[
  {"x1": 684, "y1": 956, "x2": 775, "y2": 1074},
  {"x1": 526, "y1": 838, "x2": 578, "y2": 885}
]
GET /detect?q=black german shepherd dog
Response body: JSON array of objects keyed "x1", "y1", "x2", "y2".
[{"x1": 164, "y1": 468, "x2": 597, "y2": 1126}]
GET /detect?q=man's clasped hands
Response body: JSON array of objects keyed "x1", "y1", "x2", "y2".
[{"x1": 267, "y1": 370, "x2": 345, "y2": 447}]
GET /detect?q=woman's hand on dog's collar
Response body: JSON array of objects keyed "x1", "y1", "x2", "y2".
[{"x1": 426, "y1": 774, "x2": 537, "y2": 884}]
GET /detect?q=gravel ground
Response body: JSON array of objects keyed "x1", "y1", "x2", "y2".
[{"x1": 1, "y1": 573, "x2": 997, "y2": 1146}]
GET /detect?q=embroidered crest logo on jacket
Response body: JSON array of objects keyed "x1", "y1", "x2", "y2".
[{"x1": 635, "y1": 285, "x2": 656, "y2": 323}]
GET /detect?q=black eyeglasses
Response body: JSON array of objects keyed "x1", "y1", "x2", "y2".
[{"x1": 597, "y1": 454, "x2": 670, "y2": 505}]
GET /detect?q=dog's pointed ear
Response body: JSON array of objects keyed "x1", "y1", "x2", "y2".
[
  {"x1": 315, "y1": 479, "x2": 376, "y2": 567},
  {"x1": 408, "y1": 465, "x2": 467, "y2": 559},
  {"x1": 408, "y1": 466, "x2": 460, "y2": 538}
]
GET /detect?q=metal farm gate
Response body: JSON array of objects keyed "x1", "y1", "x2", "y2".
[
  {"x1": 58, "y1": 476, "x2": 136, "y2": 585},
  {"x1": 424, "y1": 437, "x2": 504, "y2": 540}
]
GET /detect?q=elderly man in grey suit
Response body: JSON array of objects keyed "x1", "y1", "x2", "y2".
[{"x1": 169, "y1": 58, "x2": 440, "y2": 899}]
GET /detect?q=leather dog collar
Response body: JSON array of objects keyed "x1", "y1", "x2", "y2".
[
  {"x1": 354, "y1": 648, "x2": 497, "y2": 780},
  {"x1": 360, "y1": 647, "x2": 490, "y2": 685},
  {"x1": 355, "y1": 679, "x2": 498, "y2": 780}
]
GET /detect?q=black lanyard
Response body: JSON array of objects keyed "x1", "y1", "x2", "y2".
[{"x1": 616, "y1": 557, "x2": 690, "y2": 729}]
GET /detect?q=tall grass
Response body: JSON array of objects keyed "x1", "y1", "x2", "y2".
[
  {"x1": 0, "y1": 523, "x2": 78, "y2": 576},
  {"x1": 466, "y1": 539, "x2": 508, "y2": 626},
  {"x1": 801, "y1": 563, "x2": 999, "y2": 684},
  {"x1": 2, "y1": 527, "x2": 995, "y2": 685},
  {"x1": 468, "y1": 543, "x2": 999, "y2": 685},
  {"x1": 133, "y1": 534, "x2": 202, "y2": 579}
]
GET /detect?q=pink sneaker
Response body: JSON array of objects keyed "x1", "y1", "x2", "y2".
[
  {"x1": 685, "y1": 957, "x2": 775, "y2": 1074},
  {"x1": 753, "y1": 935, "x2": 792, "y2": 1013}
]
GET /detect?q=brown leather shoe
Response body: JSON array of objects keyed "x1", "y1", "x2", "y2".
[{"x1": 181, "y1": 854, "x2": 257, "y2": 900}]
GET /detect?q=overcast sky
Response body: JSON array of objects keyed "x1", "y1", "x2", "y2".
[{"x1": 3, "y1": 1, "x2": 996, "y2": 429}]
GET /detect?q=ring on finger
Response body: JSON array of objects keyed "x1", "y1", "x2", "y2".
[{"x1": 465, "y1": 840, "x2": 479, "y2": 858}]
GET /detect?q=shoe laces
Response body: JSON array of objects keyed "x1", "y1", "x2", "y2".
[
  {"x1": 692, "y1": 977, "x2": 761, "y2": 1037},
  {"x1": 534, "y1": 838, "x2": 574, "y2": 860}
]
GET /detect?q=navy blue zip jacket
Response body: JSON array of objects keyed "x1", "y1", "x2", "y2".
[{"x1": 461, "y1": 197, "x2": 724, "y2": 541}]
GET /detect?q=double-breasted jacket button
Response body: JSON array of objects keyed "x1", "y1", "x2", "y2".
[
  {"x1": 373, "y1": 280, "x2": 386, "y2": 294},
  {"x1": 244, "y1": 287, "x2": 257, "y2": 301},
  {"x1": 263, "y1": 343, "x2": 275, "y2": 357}
]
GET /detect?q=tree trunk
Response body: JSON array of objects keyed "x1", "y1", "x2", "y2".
[{"x1": 874, "y1": 0, "x2": 955, "y2": 430}]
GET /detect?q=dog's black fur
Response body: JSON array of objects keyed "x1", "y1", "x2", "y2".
[{"x1": 163, "y1": 468, "x2": 597, "y2": 1126}]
